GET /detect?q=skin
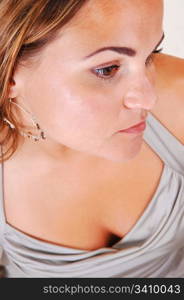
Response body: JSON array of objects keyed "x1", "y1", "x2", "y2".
[
  {"x1": 151, "y1": 53, "x2": 184, "y2": 143},
  {"x1": 9, "y1": 0, "x2": 163, "y2": 163},
  {"x1": 4, "y1": 0, "x2": 180, "y2": 251}
]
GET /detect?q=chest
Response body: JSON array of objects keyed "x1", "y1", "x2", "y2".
[{"x1": 3, "y1": 142, "x2": 164, "y2": 250}]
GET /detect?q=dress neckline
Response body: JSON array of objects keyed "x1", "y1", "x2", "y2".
[{"x1": 0, "y1": 144, "x2": 168, "y2": 252}]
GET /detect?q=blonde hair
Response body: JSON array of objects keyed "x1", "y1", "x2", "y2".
[{"x1": 0, "y1": 0, "x2": 88, "y2": 162}]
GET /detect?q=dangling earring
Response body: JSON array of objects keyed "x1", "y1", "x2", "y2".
[{"x1": 3, "y1": 98, "x2": 46, "y2": 142}]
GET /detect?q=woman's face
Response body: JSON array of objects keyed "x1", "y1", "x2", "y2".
[{"x1": 13, "y1": 0, "x2": 163, "y2": 162}]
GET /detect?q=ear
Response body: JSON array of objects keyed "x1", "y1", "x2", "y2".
[
  {"x1": 8, "y1": 79, "x2": 17, "y2": 98},
  {"x1": 8, "y1": 67, "x2": 24, "y2": 99}
]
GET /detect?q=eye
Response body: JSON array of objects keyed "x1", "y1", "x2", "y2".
[
  {"x1": 146, "y1": 48, "x2": 163, "y2": 66},
  {"x1": 92, "y1": 64, "x2": 120, "y2": 79}
]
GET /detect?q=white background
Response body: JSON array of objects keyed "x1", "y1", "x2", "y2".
[{"x1": 162, "y1": 0, "x2": 184, "y2": 58}]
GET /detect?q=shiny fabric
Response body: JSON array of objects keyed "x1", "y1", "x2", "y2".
[{"x1": 0, "y1": 112, "x2": 184, "y2": 278}]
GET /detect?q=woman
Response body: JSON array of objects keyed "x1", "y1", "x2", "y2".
[{"x1": 0, "y1": 0, "x2": 183, "y2": 277}]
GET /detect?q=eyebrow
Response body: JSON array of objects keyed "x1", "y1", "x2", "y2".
[{"x1": 84, "y1": 32, "x2": 165, "y2": 59}]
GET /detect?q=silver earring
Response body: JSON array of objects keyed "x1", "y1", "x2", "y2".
[{"x1": 3, "y1": 98, "x2": 46, "y2": 142}]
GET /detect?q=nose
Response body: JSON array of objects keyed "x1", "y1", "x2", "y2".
[{"x1": 123, "y1": 76, "x2": 157, "y2": 110}]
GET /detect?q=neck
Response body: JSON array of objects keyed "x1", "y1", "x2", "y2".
[{"x1": 6, "y1": 134, "x2": 110, "y2": 171}]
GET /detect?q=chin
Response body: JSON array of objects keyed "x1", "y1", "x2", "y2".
[{"x1": 99, "y1": 138, "x2": 143, "y2": 163}]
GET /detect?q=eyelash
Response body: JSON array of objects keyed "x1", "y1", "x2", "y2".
[
  {"x1": 93, "y1": 48, "x2": 163, "y2": 80},
  {"x1": 146, "y1": 48, "x2": 163, "y2": 66}
]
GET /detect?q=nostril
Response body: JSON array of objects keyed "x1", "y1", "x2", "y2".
[
  {"x1": 123, "y1": 98, "x2": 143, "y2": 109},
  {"x1": 123, "y1": 85, "x2": 157, "y2": 110},
  {"x1": 123, "y1": 93, "x2": 146, "y2": 109}
]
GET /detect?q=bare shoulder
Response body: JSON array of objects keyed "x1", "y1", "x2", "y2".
[{"x1": 151, "y1": 53, "x2": 184, "y2": 143}]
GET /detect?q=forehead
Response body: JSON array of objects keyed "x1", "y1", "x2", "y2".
[
  {"x1": 64, "y1": 0, "x2": 163, "y2": 40},
  {"x1": 41, "y1": 0, "x2": 163, "y2": 61}
]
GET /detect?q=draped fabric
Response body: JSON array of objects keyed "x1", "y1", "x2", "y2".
[{"x1": 0, "y1": 112, "x2": 184, "y2": 278}]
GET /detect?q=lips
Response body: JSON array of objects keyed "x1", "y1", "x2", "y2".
[{"x1": 118, "y1": 121, "x2": 146, "y2": 134}]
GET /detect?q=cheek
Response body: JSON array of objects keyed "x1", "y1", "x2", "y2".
[
  {"x1": 52, "y1": 86, "x2": 117, "y2": 138},
  {"x1": 24, "y1": 65, "x2": 122, "y2": 145},
  {"x1": 38, "y1": 78, "x2": 120, "y2": 138}
]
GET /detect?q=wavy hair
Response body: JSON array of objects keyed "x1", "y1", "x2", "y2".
[{"x1": 0, "y1": 0, "x2": 88, "y2": 162}]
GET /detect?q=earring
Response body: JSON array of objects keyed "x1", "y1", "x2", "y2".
[{"x1": 3, "y1": 98, "x2": 46, "y2": 142}]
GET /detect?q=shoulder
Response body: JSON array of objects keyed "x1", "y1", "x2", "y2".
[
  {"x1": 151, "y1": 53, "x2": 184, "y2": 143},
  {"x1": 153, "y1": 53, "x2": 184, "y2": 93}
]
